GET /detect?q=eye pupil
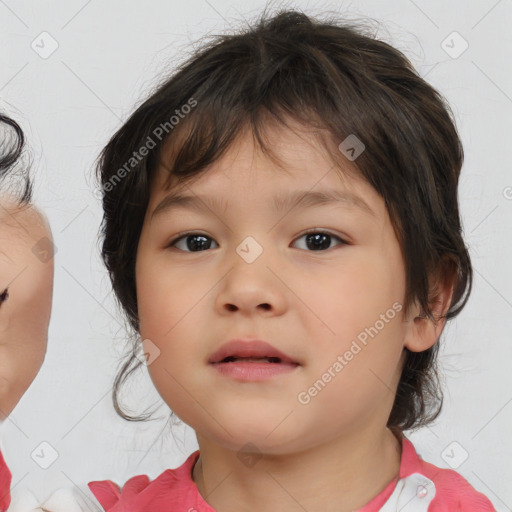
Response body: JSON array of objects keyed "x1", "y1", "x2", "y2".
[
  {"x1": 187, "y1": 235, "x2": 211, "y2": 251},
  {"x1": 305, "y1": 233, "x2": 331, "y2": 251}
]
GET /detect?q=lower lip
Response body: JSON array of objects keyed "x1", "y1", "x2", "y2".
[{"x1": 211, "y1": 361, "x2": 299, "y2": 381}]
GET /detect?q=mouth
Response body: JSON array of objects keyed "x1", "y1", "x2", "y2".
[
  {"x1": 208, "y1": 339, "x2": 300, "y2": 381},
  {"x1": 217, "y1": 356, "x2": 286, "y2": 364},
  {"x1": 208, "y1": 339, "x2": 301, "y2": 366}
]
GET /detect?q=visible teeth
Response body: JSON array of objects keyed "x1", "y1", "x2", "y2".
[{"x1": 223, "y1": 356, "x2": 281, "y2": 363}]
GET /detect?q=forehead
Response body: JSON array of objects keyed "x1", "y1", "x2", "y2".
[{"x1": 149, "y1": 119, "x2": 384, "y2": 219}]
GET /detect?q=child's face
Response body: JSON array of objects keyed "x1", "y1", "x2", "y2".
[
  {"x1": 0, "y1": 198, "x2": 54, "y2": 420},
  {"x1": 136, "y1": 121, "x2": 418, "y2": 454}
]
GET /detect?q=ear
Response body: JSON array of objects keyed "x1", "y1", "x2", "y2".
[{"x1": 404, "y1": 255, "x2": 457, "y2": 353}]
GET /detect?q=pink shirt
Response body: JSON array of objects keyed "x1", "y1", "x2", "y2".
[
  {"x1": 0, "y1": 449, "x2": 11, "y2": 512},
  {"x1": 88, "y1": 436, "x2": 496, "y2": 511}
]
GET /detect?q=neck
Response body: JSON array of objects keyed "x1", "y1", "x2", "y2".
[{"x1": 192, "y1": 427, "x2": 402, "y2": 512}]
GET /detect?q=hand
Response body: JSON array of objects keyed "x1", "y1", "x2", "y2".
[{"x1": 8, "y1": 487, "x2": 102, "y2": 512}]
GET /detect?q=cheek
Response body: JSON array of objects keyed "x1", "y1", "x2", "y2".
[
  {"x1": 136, "y1": 250, "x2": 202, "y2": 336},
  {"x1": 136, "y1": 264, "x2": 203, "y2": 422},
  {"x1": 136, "y1": 254, "x2": 208, "y2": 381},
  {"x1": 309, "y1": 248, "x2": 405, "y2": 341},
  {"x1": 304, "y1": 248, "x2": 406, "y2": 394}
]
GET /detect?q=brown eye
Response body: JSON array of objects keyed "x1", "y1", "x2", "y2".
[
  {"x1": 292, "y1": 230, "x2": 347, "y2": 251},
  {"x1": 165, "y1": 230, "x2": 348, "y2": 253},
  {"x1": 167, "y1": 233, "x2": 218, "y2": 252}
]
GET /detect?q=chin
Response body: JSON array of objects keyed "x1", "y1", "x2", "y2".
[{"x1": 195, "y1": 415, "x2": 305, "y2": 455}]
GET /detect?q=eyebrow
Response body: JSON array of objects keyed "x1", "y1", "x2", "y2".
[{"x1": 151, "y1": 188, "x2": 375, "y2": 219}]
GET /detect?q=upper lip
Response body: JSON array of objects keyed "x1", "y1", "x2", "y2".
[{"x1": 208, "y1": 339, "x2": 300, "y2": 365}]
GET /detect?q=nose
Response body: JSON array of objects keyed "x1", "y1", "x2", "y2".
[{"x1": 214, "y1": 245, "x2": 287, "y2": 317}]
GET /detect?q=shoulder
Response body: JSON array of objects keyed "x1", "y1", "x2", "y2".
[
  {"x1": 419, "y1": 462, "x2": 496, "y2": 511},
  {"x1": 401, "y1": 438, "x2": 496, "y2": 511},
  {"x1": 88, "y1": 450, "x2": 202, "y2": 512}
]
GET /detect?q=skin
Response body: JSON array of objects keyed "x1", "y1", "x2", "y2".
[
  {"x1": 135, "y1": 119, "x2": 454, "y2": 512},
  {"x1": 0, "y1": 196, "x2": 54, "y2": 421}
]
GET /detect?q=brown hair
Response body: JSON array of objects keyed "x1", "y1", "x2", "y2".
[{"x1": 95, "y1": 9, "x2": 472, "y2": 434}]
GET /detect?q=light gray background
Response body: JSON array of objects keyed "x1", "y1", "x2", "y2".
[{"x1": 1, "y1": 0, "x2": 511, "y2": 510}]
